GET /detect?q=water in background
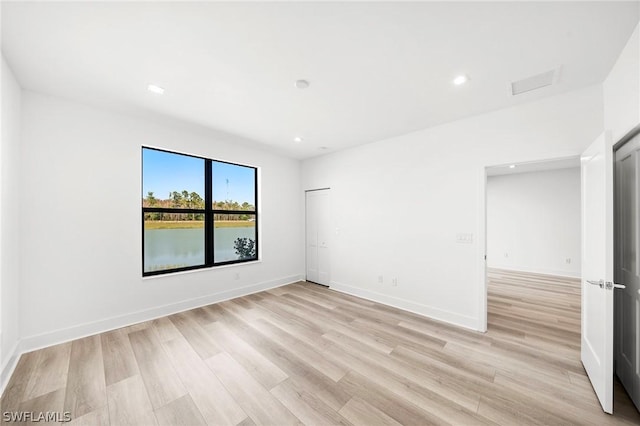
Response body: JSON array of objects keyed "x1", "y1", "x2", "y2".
[{"x1": 144, "y1": 226, "x2": 255, "y2": 272}]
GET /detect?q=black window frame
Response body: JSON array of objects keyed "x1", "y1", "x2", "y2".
[{"x1": 142, "y1": 147, "x2": 259, "y2": 277}]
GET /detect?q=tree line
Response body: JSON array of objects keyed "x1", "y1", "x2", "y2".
[{"x1": 143, "y1": 191, "x2": 255, "y2": 221}]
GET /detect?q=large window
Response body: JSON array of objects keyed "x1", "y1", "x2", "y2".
[{"x1": 142, "y1": 147, "x2": 258, "y2": 276}]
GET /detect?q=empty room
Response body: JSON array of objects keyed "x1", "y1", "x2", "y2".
[{"x1": 2, "y1": 1, "x2": 640, "y2": 425}]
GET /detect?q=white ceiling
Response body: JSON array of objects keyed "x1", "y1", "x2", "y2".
[
  {"x1": 2, "y1": 2, "x2": 639, "y2": 159},
  {"x1": 486, "y1": 156, "x2": 579, "y2": 176}
]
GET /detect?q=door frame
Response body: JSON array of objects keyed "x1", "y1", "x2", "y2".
[
  {"x1": 475, "y1": 125, "x2": 640, "y2": 408},
  {"x1": 478, "y1": 155, "x2": 582, "y2": 332},
  {"x1": 305, "y1": 188, "x2": 330, "y2": 285},
  {"x1": 613, "y1": 124, "x2": 640, "y2": 153}
]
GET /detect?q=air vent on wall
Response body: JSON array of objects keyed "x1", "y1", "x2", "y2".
[{"x1": 511, "y1": 69, "x2": 557, "y2": 96}]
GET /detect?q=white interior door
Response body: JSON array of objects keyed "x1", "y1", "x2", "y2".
[
  {"x1": 581, "y1": 132, "x2": 615, "y2": 414},
  {"x1": 615, "y1": 133, "x2": 640, "y2": 411},
  {"x1": 306, "y1": 189, "x2": 330, "y2": 286}
]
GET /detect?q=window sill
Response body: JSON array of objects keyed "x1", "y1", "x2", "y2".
[{"x1": 141, "y1": 258, "x2": 262, "y2": 280}]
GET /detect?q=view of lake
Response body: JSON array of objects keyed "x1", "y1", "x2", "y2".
[
  {"x1": 142, "y1": 148, "x2": 259, "y2": 274},
  {"x1": 144, "y1": 226, "x2": 255, "y2": 272}
]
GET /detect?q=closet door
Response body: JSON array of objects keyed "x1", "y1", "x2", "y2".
[{"x1": 306, "y1": 189, "x2": 330, "y2": 286}]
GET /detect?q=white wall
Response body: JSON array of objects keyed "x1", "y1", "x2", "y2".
[
  {"x1": 301, "y1": 85, "x2": 603, "y2": 330},
  {"x1": 18, "y1": 92, "x2": 303, "y2": 349},
  {"x1": 486, "y1": 168, "x2": 581, "y2": 277},
  {"x1": 0, "y1": 56, "x2": 22, "y2": 387},
  {"x1": 5, "y1": 15, "x2": 636, "y2": 369},
  {"x1": 604, "y1": 22, "x2": 640, "y2": 143}
]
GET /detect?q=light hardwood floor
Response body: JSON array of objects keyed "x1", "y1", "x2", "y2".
[{"x1": 2, "y1": 270, "x2": 640, "y2": 425}]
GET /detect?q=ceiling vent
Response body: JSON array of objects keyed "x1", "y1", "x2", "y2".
[{"x1": 511, "y1": 69, "x2": 557, "y2": 96}]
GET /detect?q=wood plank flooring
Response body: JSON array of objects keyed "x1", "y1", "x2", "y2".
[{"x1": 2, "y1": 269, "x2": 640, "y2": 425}]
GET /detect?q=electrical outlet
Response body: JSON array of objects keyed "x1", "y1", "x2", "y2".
[
  {"x1": 392, "y1": 278, "x2": 398, "y2": 286},
  {"x1": 566, "y1": 258, "x2": 571, "y2": 264},
  {"x1": 378, "y1": 275, "x2": 383, "y2": 284},
  {"x1": 504, "y1": 253, "x2": 509, "y2": 258},
  {"x1": 234, "y1": 273, "x2": 240, "y2": 280}
]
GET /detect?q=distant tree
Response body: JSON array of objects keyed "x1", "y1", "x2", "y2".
[
  {"x1": 171, "y1": 191, "x2": 183, "y2": 209},
  {"x1": 146, "y1": 191, "x2": 158, "y2": 206},
  {"x1": 189, "y1": 192, "x2": 204, "y2": 219},
  {"x1": 190, "y1": 192, "x2": 204, "y2": 208},
  {"x1": 144, "y1": 192, "x2": 162, "y2": 220},
  {"x1": 144, "y1": 190, "x2": 255, "y2": 222}
]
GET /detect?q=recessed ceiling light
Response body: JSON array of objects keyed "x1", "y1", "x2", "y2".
[
  {"x1": 453, "y1": 75, "x2": 469, "y2": 86},
  {"x1": 294, "y1": 136, "x2": 303, "y2": 143},
  {"x1": 509, "y1": 164, "x2": 516, "y2": 169},
  {"x1": 147, "y1": 84, "x2": 165, "y2": 95},
  {"x1": 294, "y1": 79, "x2": 310, "y2": 89}
]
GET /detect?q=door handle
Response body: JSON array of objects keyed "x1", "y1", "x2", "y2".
[
  {"x1": 605, "y1": 281, "x2": 626, "y2": 290},
  {"x1": 586, "y1": 279, "x2": 626, "y2": 290},
  {"x1": 587, "y1": 279, "x2": 604, "y2": 288}
]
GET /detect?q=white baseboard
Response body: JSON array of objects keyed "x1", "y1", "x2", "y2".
[
  {"x1": 487, "y1": 264, "x2": 580, "y2": 279},
  {"x1": 1, "y1": 340, "x2": 21, "y2": 397},
  {"x1": 329, "y1": 281, "x2": 480, "y2": 331},
  {"x1": 1, "y1": 274, "x2": 302, "y2": 395}
]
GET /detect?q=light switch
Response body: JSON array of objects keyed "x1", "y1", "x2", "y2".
[{"x1": 456, "y1": 233, "x2": 474, "y2": 244}]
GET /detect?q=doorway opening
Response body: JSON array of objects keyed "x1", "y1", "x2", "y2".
[
  {"x1": 483, "y1": 157, "x2": 582, "y2": 341},
  {"x1": 485, "y1": 158, "x2": 582, "y2": 278},
  {"x1": 480, "y1": 150, "x2": 640, "y2": 418}
]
